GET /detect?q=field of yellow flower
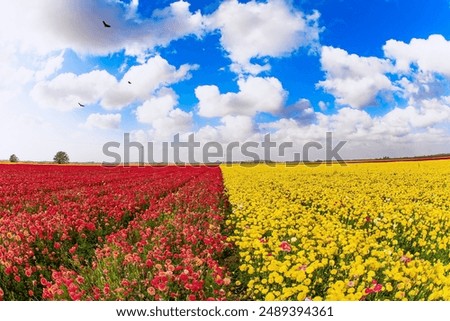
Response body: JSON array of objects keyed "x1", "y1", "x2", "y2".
[{"x1": 221, "y1": 160, "x2": 450, "y2": 301}]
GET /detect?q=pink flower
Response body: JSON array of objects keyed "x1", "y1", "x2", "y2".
[
  {"x1": 25, "y1": 267, "x2": 33, "y2": 278},
  {"x1": 400, "y1": 255, "x2": 411, "y2": 264},
  {"x1": 40, "y1": 277, "x2": 49, "y2": 287},
  {"x1": 103, "y1": 284, "x2": 110, "y2": 295},
  {"x1": 365, "y1": 288, "x2": 374, "y2": 294},
  {"x1": 280, "y1": 241, "x2": 292, "y2": 252},
  {"x1": 374, "y1": 283, "x2": 383, "y2": 293},
  {"x1": 147, "y1": 287, "x2": 156, "y2": 296},
  {"x1": 76, "y1": 276, "x2": 85, "y2": 285},
  {"x1": 364, "y1": 280, "x2": 383, "y2": 295},
  {"x1": 69, "y1": 244, "x2": 78, "y2": 255}
]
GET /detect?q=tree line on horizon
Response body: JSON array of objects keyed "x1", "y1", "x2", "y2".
[{"x1": 7, "y1": 151, "x2": 70, "y2": 164}]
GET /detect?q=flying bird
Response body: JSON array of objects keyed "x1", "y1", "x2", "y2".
[
  {"x1": 128, "y1": 81, "x2": 132, "y2": 84},
  {"x1": 102, "y1": 20, "x2": 111, "y2": 28},
  {"x1": 78, "y1": 103, "x2": 85, "y2": 107}
]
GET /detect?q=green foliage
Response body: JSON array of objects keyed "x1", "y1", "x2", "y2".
[
  {"x1": 53, "y1": 151, "x2": 70, "y2": 164},
  {"x1": 9, "y1": 154, "x2": 19, "y2": 163}
]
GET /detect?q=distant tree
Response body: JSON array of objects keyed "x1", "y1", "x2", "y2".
[
  {"x1": 9, "y1": 154, "x2": 19, "y2": 163},
  {"x1": 53, "y1": 151, "x2": 70, "y2": 164}
]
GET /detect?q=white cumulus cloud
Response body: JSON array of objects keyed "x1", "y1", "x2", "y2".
[
  {"x1": 197, "y1": 115, "x2": 256, "y2": 143},
  {"x1": 384, "y1": 34, "x2": 450, "y2": 77},
  {"x1": 195, "y1": 76, "x2": 287, "y2": 117},
  {"x1": 135, "y1": 88, "x2": 193, "y2": 140},
  {"x1": 31, "y1": 70, "x2": 117, "y2": 111},
  {"x1": 318, "y1": 46, "x2": 395, "y2": 109},
  {"x1": 259, "y1": 96, "x2": 450, "y2": 160},
  {"x1": 383, "y1": 35, "x2": 450, "y2": 105},
  {"x1": 102, "y1": 55, "x2": 197, "y2": 110},
  {"x1": 206, "y1": 0, "x2": 321, "y2": 75},
  {"x1": 0, "y1": 0, "x2": 205, "y2": 57},
  {"x1": 31, "y1": 55, "x2": 196, "y2": 111},
  {"x1": 85, "y1": 113, "x2": 121, "y2": 129}
]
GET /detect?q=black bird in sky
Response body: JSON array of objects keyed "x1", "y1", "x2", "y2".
[
  {"x1": 78, "y1": 103, "x2": 85, "y2": 107},
  {"x1": 128, "y1": 81, "x2": 132, "y2": 84},
  {"x1": 102, "y1": 20, "x2": 111, "y2": 28}
]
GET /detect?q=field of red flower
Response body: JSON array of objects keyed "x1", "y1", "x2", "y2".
[{"x1": 0, "y1": 165, "x2": 232, "y2": 300}]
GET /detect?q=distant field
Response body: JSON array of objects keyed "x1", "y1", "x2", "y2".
[{"x1": 1, "y1": 153, "x2": 449, "y2": 166}]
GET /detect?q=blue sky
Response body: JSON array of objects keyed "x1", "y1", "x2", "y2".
[{"x1": 0, "y1": 0, "x2": 449, "y2": 162}]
